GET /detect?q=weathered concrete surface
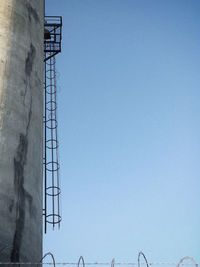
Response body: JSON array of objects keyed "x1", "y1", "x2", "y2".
[{"x1": 0, "y1": 0, "x2": 44, "y2": 263}]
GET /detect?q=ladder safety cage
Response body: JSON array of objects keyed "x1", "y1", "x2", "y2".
[{"x1": 43, "y1": 16, "x2": 63, "y2": 233}]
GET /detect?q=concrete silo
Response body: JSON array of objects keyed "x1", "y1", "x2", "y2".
[{"x1": 0, "y1": 0, "x2": 44, "y2": 263}]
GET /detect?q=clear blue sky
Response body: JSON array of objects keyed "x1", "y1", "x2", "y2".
[{"x1": 44, "y1": 0, "x2": 200, "y2": 264}]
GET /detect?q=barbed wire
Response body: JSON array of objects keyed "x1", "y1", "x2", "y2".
[
  {"x1": 138, "y1": 252, "x2": 149, "y2": 267},
  {"x1": 0, "y1": 261, "x2": 198, "y2": 265},
  {"x1": 41, "y1": 252, "x2": 56, "y2": 267},
  {"x1": 0, "y1": 252, "x2": 198, "y2": 266}
]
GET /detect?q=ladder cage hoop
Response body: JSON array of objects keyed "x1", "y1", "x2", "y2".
[{"x1": 46, "y1": 186, "x2": 61, "y2": 197}]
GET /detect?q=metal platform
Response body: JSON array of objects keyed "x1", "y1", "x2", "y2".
[{"x1": 44, "y1": 16, "x2": 62, "y2": 61}]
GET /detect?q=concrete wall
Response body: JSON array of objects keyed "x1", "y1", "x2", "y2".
[{"x1": 0, "y1": 0, "x2": 44, "y2": 263}]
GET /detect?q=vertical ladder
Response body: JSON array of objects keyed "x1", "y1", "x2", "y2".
[{"x1": 43, "y1": 16, "x2": 62, "y2": 233}]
